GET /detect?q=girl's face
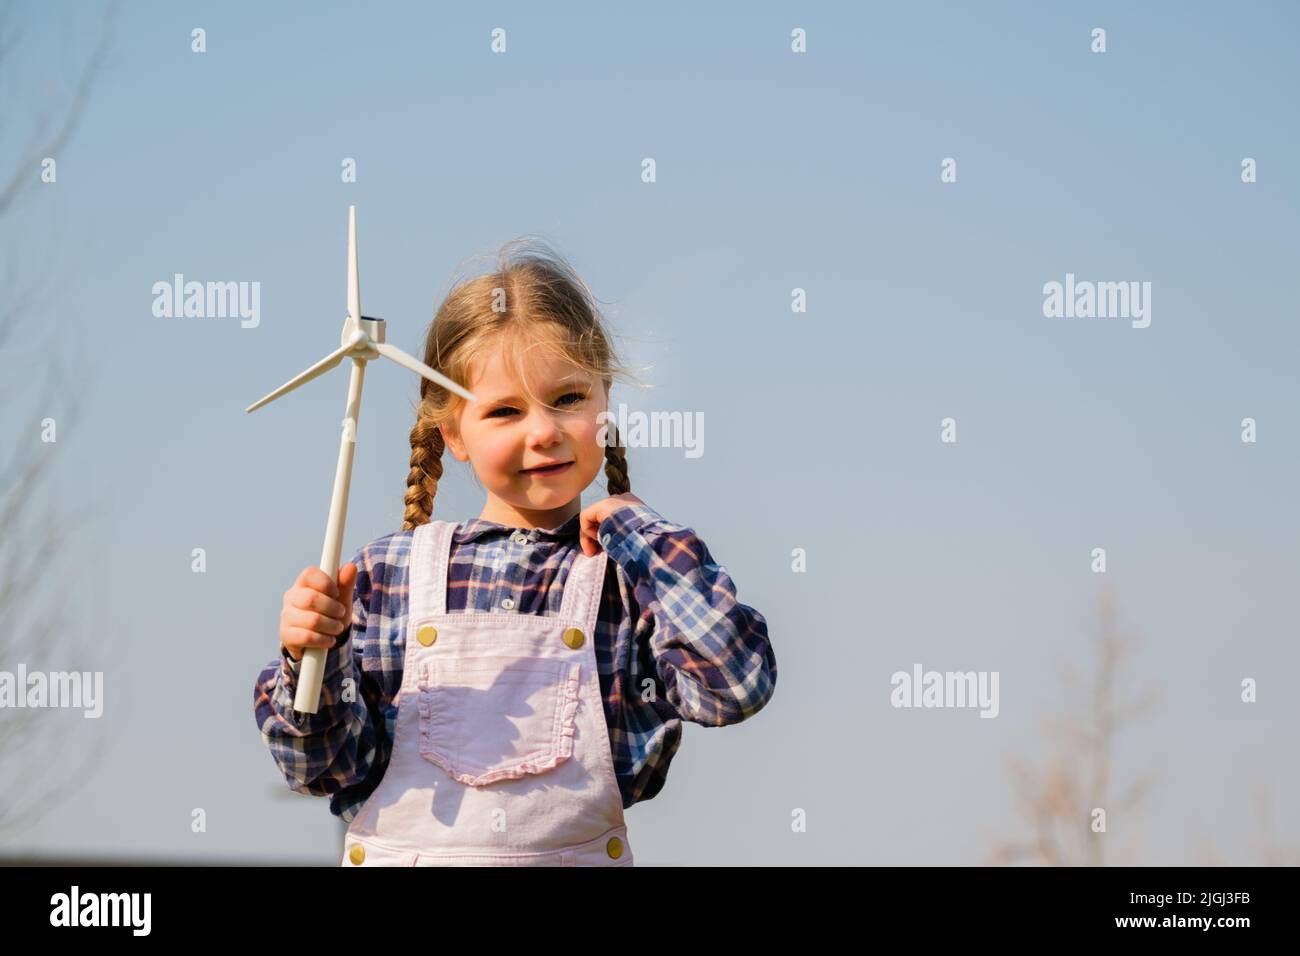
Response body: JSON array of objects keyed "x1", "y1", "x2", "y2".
[{"x1": 440, "y1": 341, "x2": 608, "y2": 530}]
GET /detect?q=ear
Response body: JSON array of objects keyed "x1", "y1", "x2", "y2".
[{"x1": 440, "y1": 424, "x2": 468, "y2": 463}]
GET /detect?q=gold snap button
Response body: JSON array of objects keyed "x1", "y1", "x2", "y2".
[
  {"x1": 562, "y1": 627, "x2": 585, "y2": 649},
  {"x1": 417, "y1": 625, "x2": 438, "y2": 646},
  {"x1": 348, "y1": 844, "x2": 365, "y2": 865},
  {"x1": 606, "y1": 836, "x2": 623, "y2": 859}
]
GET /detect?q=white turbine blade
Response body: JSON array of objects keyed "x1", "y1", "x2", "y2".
[
  {"x1": 374, "y1": 342, "x2": 478, "y2": 403},
  {"x1": 245, "y1": 342, "x2": 354, "y2": 413},
  {"x1": 347, "y1": 205, "x2": 360, "y2": 329}
]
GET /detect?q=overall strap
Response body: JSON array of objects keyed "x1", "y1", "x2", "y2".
[
  {"x1": 558, "y1": 548, "x2": 608, "y2": 635},
  {"x1": 410, "y1": 519, "x2": 457, "y2": 618}
]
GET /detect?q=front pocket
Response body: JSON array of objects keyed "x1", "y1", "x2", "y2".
[{"x1": 417, "y1": 657, "x2": 581, "y2": 787}]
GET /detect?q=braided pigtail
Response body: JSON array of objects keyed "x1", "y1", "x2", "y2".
[
  {"x1": 603, "y1": 420, "x2": 631, "y2": 495},
  {"x1": 402, "y1": 413, "x2": 445, "y2": 530}
]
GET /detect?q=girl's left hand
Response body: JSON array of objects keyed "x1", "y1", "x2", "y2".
[{"x1": 579, "y1": 492, "x2": 645, "y2": 557}]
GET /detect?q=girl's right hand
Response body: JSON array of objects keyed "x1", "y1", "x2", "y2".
[{"x1": 279, "y1": 563, "x2": 357, "y2": 662}]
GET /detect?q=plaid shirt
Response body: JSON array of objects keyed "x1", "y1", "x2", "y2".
[{"x1": 253, "y1": 501, "x2": 777, "y2": 822}]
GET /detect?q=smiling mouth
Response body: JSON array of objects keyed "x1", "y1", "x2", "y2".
[{"x1": 520, "y1": 461, "x2": 574, "y2": 476}]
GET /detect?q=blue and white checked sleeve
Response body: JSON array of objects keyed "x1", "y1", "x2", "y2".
[{"x1": 598, "y1": 502, "x2": 777, "y2": 727}]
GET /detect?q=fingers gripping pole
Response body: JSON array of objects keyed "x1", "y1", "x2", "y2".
[{"x1": 294, "y1": 357, "x2": 367, "y2": 714}]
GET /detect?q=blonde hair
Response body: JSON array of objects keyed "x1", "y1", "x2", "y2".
[{"x1": 403, "y1": 238, "x2": 641, "y2": 530}]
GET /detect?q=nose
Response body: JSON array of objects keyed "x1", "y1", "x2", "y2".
[{"x1": 524, "y1": 405, "x2": 564, "y2": 447}]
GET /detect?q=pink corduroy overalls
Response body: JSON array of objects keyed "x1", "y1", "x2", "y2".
[{"x1": 340, "y1": 518, "x2": 634, "y2": 866}]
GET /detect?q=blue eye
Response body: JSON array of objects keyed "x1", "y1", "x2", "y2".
[{"x1": 486, "y1": 392, "x2": 585, "y2": 418}]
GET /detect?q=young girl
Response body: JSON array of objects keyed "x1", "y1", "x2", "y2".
[{"x1": 253, "y1": 241, "x2": 777, "y2": 866}]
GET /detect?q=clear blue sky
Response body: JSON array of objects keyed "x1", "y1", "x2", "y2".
[{"x1": 2, "y1": 0, "x2": 1297, "y2": 864}]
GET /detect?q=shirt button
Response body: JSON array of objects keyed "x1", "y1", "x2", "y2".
[
  {"x1": 510, "y1": 531, "x2": 528, "y2": 545},
  {"x1": 501, "y1": 597, "x2": 516, "y2": 610},
  {"x1": 600, "y1": 532, "x2": 611, "y2": 548}
]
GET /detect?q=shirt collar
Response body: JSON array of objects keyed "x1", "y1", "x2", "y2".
[{"x1": 454, "y1": 511, "x2": 582, "y2": 544}]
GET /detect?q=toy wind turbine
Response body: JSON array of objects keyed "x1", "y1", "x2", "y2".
[{"x1": 246, "y1": 205, "x2": 477, "y2": 714}]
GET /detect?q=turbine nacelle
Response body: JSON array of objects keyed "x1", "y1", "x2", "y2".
[{"x1": 349, "y1": 316, "x2": 385, "y2": 354}]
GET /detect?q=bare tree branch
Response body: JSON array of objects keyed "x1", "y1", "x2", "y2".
[
  {"x1": 989, "y1": 586, "x2": 1161, "y2": 866},
  {"x1": 0, "y1": 1, "x2": 120, "y2": 846},
  {"x1": 0, "y1": 0, "x2": 119, "y2": 220}
]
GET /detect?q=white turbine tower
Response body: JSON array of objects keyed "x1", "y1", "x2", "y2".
[{"x1": 246, "y1": 205, "x2": 477, "y2": 713}]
